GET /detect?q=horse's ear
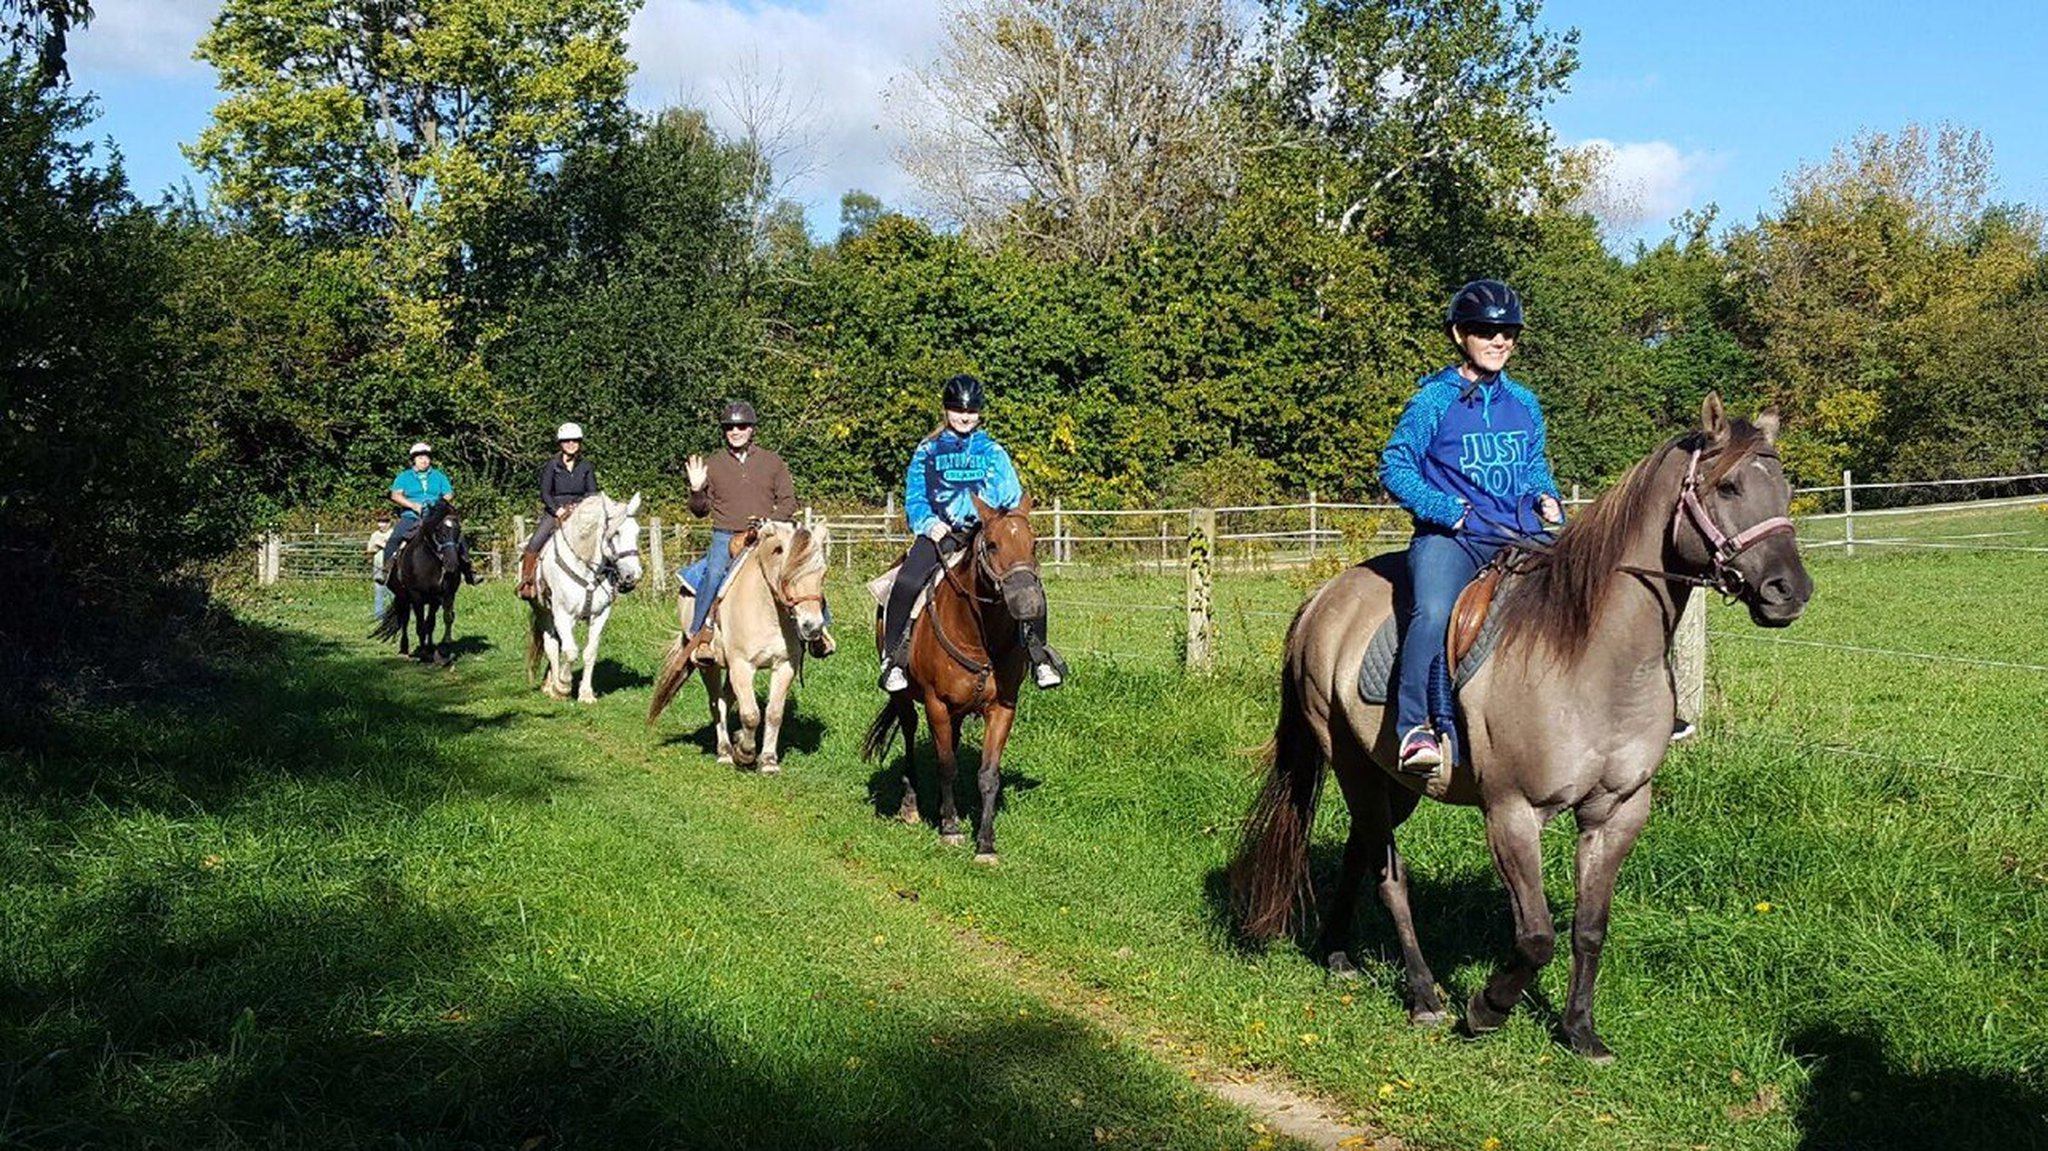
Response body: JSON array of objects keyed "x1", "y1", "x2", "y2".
[
  {"x1": 1700, "y1": 391, "x2": 1728, "y2": 442},
  {"x1": 624, "y1": 492, "x2": 643, "y2": 517},
  {"x1": 1754, "y1": 408, "x2": 1781, "y2": 444},
  {"x1": 1013, "y1": 492, "x2": 1034, "y2": 517},
  {"x1": 971, "y1": 491, "x2": 994, "y2": 521}
]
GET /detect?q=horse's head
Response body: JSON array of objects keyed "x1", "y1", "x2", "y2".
[
  {"x1": 970, "y1": 492, "x2": 1046, "y2": 624},
  {"x1": 1677, "y1": 393, "x2": 1812, "y2": 626},
  {"x1": 602, "y1": 493, "x2": 645, "y2": 593},
  {"x1": 424, "y1": 500, "x2": 465, "y2": 576},
  {"x1": 758, "y1": 521, "x2": 830, "y2": 641}
]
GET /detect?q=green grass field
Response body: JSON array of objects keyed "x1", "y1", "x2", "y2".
[{"x1": 5, "y1": 505, "x2": 2046, "y2": 1149}]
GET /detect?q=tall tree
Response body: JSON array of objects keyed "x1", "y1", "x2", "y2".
[
  {"x1": 899, "y1": 0, "x2": 1245, "y2": 263},
  {"x1": 0, "y1": 0, "x2": 88, "y2": 87}
]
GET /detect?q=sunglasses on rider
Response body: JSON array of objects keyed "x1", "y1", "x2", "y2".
[{"x1": 1461, "y1": 322, "x2": 1521, "y2": 341}]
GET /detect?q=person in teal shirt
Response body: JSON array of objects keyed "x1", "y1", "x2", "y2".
[{"x1": 382, "y1": 440, "x2": 463, "y2": 577}]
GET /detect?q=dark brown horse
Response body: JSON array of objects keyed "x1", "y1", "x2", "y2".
[
  {"x1": 1230, "y1": 394, "x2": 1812, "y2": 1061},
  {"x1": 372, "y1": 500, "x2": 466, "y2": 665},
  {"x1": 862, "y1": 495, "x2": 1046, "y2": 863}
]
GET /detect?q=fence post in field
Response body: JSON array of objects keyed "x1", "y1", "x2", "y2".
[
  {"x1": 648, "y1": 516, "x2": 666, "y2": 590},
  {"x1": 1842, "y1": 470, "x2": 1855, "y2": 557},
  {"x1": 490, "y1": 548, "x2": 501, "y2": 580},
  {"x1": 1308, "y1": 489, "x2": 1320, "y2": 561},
  {"x1": 1186, "y1": 508, "x2": 1217, "y2": 674},
  {"x1": 1052, "y1": 497, "x2": 1065, "y2": 566},
  {"x1": 256, "y1": 537, "x2": 267, "y2": 584},
  {"x1": 802, "y1": 505, "x2": 813, "y2": 531},
  {"x1": 513, "y1": 516, "x2": 528, "y2": 552},
  {"x1": 1571, "y1": 482, "x2": 1581, "y2": 511},
  {"x1": 883, "y1": 492, "x2": 896, "y2": 539},
  {"x1": 1674, "y1": 591, "x2": 1708, "y2": 726},
  {"x1": 262, "y1": 532, "x2": 281, "y2": 585}
]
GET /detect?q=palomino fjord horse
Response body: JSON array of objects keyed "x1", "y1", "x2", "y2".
[
  {"x1": 1231, "y1": 394, "x2": 1811, "y2": 1061},
  {"x1": 525, "y1": 492, "x2": 644, "y2": 703},
  {"x1": 647, "y1": 521, "x2": 830, "y2": 772},
  {"x1": 862, "y1": 495, "x2": 1048, "y2": 862},
  {"x1": 373, "y1": 499, "x2": 468, "y2": 664}
]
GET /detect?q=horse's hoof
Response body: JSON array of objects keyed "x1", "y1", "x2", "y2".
[
  {"x1": 1461, "y1": 990, "x2": 1509, "y2": 1037},
  {"x1": 1567, "y1": 1029, "x2": 1615, "y2": 1064},
  {"x1": 1410, "y1": 1009, "x2": 1449, "y2": 1029},
  {"x1": 940, "y1": 833, "x2": 965, "y2": 846},
  {"x1": 1326, "y1": 951, "x2": 1361, "y2": 980},
  {"x1": 899, "y1": 808, "x2": 921, "y2": 825},
  {"x1": 577, "y1": 694, "x2": 596, "y2": 704},
  {"x1": 758, "y1": 759, "x2": 780, "y2": 775},
  {"x1": 716, "y1": 754, "x2": 735, "y2": 766},
  {"x1": 972, "y1": 852, "x2": 998, "y2": 866}
]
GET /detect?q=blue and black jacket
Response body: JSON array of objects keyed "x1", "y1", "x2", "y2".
[
  {"x1": 904, "y1": 428, "x2": 1023, "y2": 535},
  {"x1": 1379, "y1": 367, "x2": 1562, "y2": 538}
]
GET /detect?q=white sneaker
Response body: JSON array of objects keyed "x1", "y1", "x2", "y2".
[
  {"x1": 1670, "y1": 718, "x2": 1698, "y2": 743},
  {"x1": 879, "y1": 663, "x2": 910, "y2": 693},
  {"x1": 1033, "y1": 662, "x2": 1063, "y2": 689}
]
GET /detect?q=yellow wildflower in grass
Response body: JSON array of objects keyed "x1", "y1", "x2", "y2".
[{"x1": 1754, "y1": 901, "x2": 1774, "y2": 914}]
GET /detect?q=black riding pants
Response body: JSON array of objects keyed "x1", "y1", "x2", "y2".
[{"x1": 882, "y1": 536, "x2": 944, "y2": 659}]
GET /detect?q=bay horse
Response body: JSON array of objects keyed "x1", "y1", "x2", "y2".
[
  {"x1": 525, "y1": 492, "x2": 645, "y2": 702},
  {"x1": 861, "y1": 495, "x2": 1047, "y2": 862},
  {"x1": 1230, "y1": 394, "x2": 1812, "y2": 1061},
  {"x1": 647, "y1": 521, "x2": 830, "y2": 772},
  {"x1": 372, "y1": 499, "x2": 467, "y2": 665}
]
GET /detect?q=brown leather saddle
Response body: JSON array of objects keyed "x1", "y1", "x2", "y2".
[{"x1": 1446, "y1": 559, "x2": 1509, "y2": 674}]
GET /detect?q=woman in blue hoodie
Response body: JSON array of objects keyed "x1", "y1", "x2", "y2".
[
  {"x1": 878, "y1": 374, "x2": 1063, "y2": 694},
  {"x1": 1379, "y1": 280, "x2": 1564, "y2": 773}
]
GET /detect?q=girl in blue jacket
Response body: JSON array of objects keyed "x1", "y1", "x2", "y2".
[
  {"x1": 1379, "y1": 280, "x2": 1564, "y2": 772},
  {"x1": 878, "y1": 374, "x2": 1063, "y2": 693}
]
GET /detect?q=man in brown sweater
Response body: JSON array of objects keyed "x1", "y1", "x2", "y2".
[{"x1": 678, "y1": 400, "x2": 832, "y2": 662}]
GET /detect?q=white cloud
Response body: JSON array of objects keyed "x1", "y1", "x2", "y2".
[
  {"x1": 1570, "y1": 137, "x2": 1721, "y2": 238},
  {"x1": 66, "y1": 0, "x2": 219, "y2": 79},
  {"x1": 626, "y1": 1, "x2": 947, "y2": 228}
]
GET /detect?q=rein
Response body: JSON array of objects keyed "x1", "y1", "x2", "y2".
[
  {"x1": 549, "y1": 501, "x2": 636, "y2": 620},
  {"x1": 927, "y1": 528, "x2": 1029, "y2": 701}
]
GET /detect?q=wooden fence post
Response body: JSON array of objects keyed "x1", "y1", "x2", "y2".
[
  {"x1": 1308, "y1": 489, "x2": 1320, "y2": 561},
  {"x1": 263, "y1": 532, "x2": 282, "y2": 585},
  {"x1": 1186, "y1": 508, "x2": 1216, "y2": 674},
  {"x1": 490, "y1": 548, "x2": 502, "y2": 580},
  {"x1": 648, "y1": 516, "x2": 666, "y2": 590},
  {"x1": 256, "y1": 538, "x2": 268, "y2": 584},
  {"x1": 1674, "y1": 591, "x2": 1708, "y2": 725},
  {"x1": 1842, "y1": 469, "x2": 1855, "y2": 557},
  {"x1": 1052, "y1": 497, "x2": 1065, "y2": 566},
  {"x1": 513, "y1": 516, "x2": 528, "y2": 551}
]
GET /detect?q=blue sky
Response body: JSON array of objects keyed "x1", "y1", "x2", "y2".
[{"x1": 58, "y1": 0, "x2": 2048, "y2": 246}]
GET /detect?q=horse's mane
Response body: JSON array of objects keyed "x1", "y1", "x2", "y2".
[
  {"x1": 1496, "y1": 419, "x2": 1776, "y2": 663},
  {"x1": 559, "y1": 496, "x2": 611, "y2": 564},
  {"x1": 766, "y1": 521, "x2": 829, "y2": 584}
]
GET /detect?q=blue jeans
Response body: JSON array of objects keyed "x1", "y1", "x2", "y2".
[
  {"x1": 373, "y1": 577, "x2": 390, "y2": 618},
  {"x1": 681, "y1": 529, "x2": 835, "y2": 636},
  {"x1": 382, "y1": 512, "x2": 418, "y2": 567},
  {"x1": 1395, "y1": 527, "x2": 1503, "y2": 738},
  {"x1": 681, "y1": 530, "x2": 737, "y2": 635}
]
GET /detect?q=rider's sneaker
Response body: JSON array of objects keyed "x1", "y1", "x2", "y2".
[
  {"x1": 1670, "y1": 718, "x2": 1698, "y2": 743},
  {"x1": 879, "y1": 662, "x2": 910, "y2": 693},
  {"x1": 1032, "y1": 661, "x2": 1063, "y2": 689},
  {"x1": 1398, "y1": 726, "x2": 1443, "y2": 774}
]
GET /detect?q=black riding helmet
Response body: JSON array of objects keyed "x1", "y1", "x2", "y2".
[
  {"x1": 1445, "y1": 279, "x2": 1525, "y2": 332},
  {"x1": 941, "y1": 373, "x2": 987, "y2": 413},
  {"x1": 720, "y1": 400, "x2": 759, "y2": 427}
]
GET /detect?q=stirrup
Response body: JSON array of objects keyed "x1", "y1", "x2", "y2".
[{"x1": 879, "y1": 662, "x2": 910, "y2": 693}]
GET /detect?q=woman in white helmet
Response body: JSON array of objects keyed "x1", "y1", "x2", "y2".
[{"x1": 518, "y1": 422, "x2": 597, "y2": 599}]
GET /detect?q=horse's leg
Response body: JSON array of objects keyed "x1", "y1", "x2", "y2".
[
  {"x1": 728, "y1": 659, "x2": 761, "y2": 766},
  {"x1": 758, "y1": 660, "x2": 796, "y2": 774},
  {"x1": 896, "y1": 698, "x2": 921, "y2": 824},
  {"x1": 543, "y1": 605, "x2": 570, "y2": 698},
  {"x1": 970, "y1": 702, "x2": 1016, "y2": 864},
  {"x1": 1320, "y1": 755, "x2": 1443, "y2": 1017},
  {"x1": 1561, "y1": 784, "x2": 1652, "y2": 1063},
  {"x1": 438, "y1": 592, "x2": 456, "y2": 664},
  {"x1": 1466, "y1": 799, "x2": 1555, "y2": 1036},
  {"x1": 575, "y1": 607, "x2": 609, "y2": 703},
  {"x1": 705, "y1": 665, "x2": 734, "y2": 765},
  {"x1": 927, "y1": 697, "x2": 962, "y2": 844}
]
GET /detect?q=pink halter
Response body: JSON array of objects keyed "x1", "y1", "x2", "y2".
[{"x1": 1674, "y1": 446, "x2": 1797, "y2": 597}]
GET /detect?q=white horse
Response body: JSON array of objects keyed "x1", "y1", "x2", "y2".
[
  {"x1": 526, "y1": 492, "x2": 645, "y2": 702},
  {"x1": 648, "y1": 521, "x2": 830, "y2": 772}
]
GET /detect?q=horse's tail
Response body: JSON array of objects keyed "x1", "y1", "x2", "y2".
[
  {"x1": 646, "y1": 633, "x2": 697, "y2": 727},
  {"x1": 369, "y1": 586, "x2": 407, "y2": 642},
  {"x1": 1228, "y1": 601, "x2": 1326, "y2": 943},
  {"x1": 861, "y1": 692, "x2": 916, "y2": 763}
]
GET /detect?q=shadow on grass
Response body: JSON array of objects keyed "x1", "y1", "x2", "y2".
[
  {"x1": 1787, "y1": 1025, "x2": 2048, "y2": 1151},
  {"x1": 656, "y1": 695, "x2": 829, "y2": 762},
  {"x1": 863, "y1": 725, "x2": 1045, "y2": 831}
]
